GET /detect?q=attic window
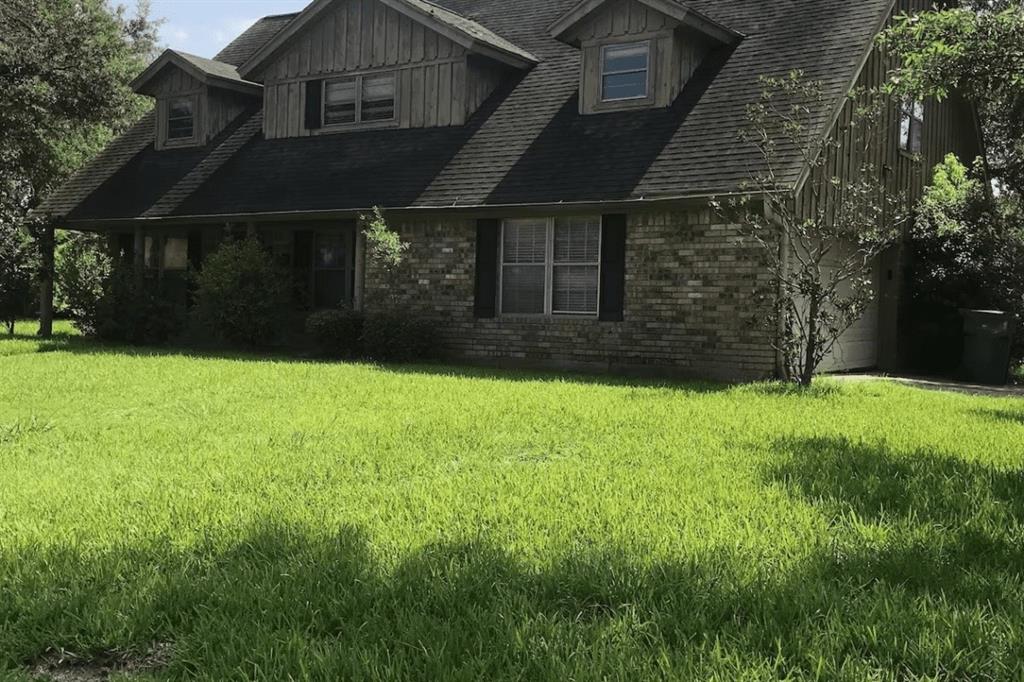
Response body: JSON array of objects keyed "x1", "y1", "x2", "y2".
[
  {"x1": 601, "y1": 42, "x2": 650, "y2": 102},
  {"x1": 899, "y1": 99, "x2": 924, "y2": 154},
  {"x1": 167, "y1": 98, "x2": 195, "y2": 140},
  {"x1": 324, "y1": 73, "x2": 396, "y2": 126}
]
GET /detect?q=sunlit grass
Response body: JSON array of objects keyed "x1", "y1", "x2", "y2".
[{"x1": 1, "y1": 327, "x2": 1022, "y2": 680}]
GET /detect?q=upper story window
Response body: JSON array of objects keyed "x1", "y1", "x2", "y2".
[
  {"x1": 500, "y1": 217, "x2": 601, "y2": 316},
  {"x1": 899, "y1": 99, "x2": 924, "y2": 154},
  {"x1": 324, "y1": 73, "x2": 396, "y2": 126},
  {"x1": 601, "y1": 42, "x2": 650, "y2": 102},
  {"x1": 167, "y1": 97, "x2": 195, "y2": 140}
]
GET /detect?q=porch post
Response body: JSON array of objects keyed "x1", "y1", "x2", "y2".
[
  {"x1": 37, "y1": 223, "x2": 55, "y2": 338},
  {"x1": 133, "y1": 225, "x2": 145, "y2": 285},
  {"x1": 353, "y1": 227, "x2": 366, "y2": 311}
]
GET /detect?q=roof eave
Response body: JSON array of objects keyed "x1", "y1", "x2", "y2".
[
  {"x1": 132, "y1": 50, "x2": 262, "y2": 97},
  {"x1": 548, "y1": 0, "x2": 742, "y2": 47}
]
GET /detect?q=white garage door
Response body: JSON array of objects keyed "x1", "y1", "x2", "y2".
[{"x1": 818, "y1": 257, "x2": 880, "y2": 373}]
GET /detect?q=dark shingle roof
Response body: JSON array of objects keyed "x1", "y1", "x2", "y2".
[
  {"x1": 214, "y1": 14, "x2": 301, "y2": 67},
  {"x1": 48, "y1": 0, "x2": 893, "y2": 222}
]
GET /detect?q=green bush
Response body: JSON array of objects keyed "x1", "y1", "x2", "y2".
[
  {"x1": 194, "y1": 237, "x2": 290, "y2": 348},
  {"x1": 305, "y1": 308, "x2": 364, "y2": 358},
  {"x1": 55, "y1": 232, "x2": 113, "y2": 336},
  {"x1": 361, "y1": 312, "x2": 433, "y2": 363},
  {"x1": 94, "y1": 268, "x2": 183, "y2": 345}
]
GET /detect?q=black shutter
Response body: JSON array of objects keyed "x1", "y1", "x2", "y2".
[
  {"x1": 304, "y1": 79, "x2": 323, "y2": 130},
  {"x1": 599, "y1": 214, "x2": 627, "y2": 322},
  {"x1": 474, "y1": 219, "x2": 500, "y2": 318}
]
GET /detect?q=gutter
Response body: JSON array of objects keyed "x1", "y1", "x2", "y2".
[{"x1": 60, "y1": 189, "x2": 783, "y2": 230}]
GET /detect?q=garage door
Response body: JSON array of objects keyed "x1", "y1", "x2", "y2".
[{"x1": 818, "y1": 257, "x2": 880, "y2": 373}]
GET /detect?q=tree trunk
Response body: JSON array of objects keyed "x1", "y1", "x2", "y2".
[
  {"x1": 37, "y1": 224, "x2": 55, "y2": 338},
  {"x1": 801, "y1": 295, "x2": 819, "y2": 386}
]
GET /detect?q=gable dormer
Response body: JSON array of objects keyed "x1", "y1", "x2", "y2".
[
  {"x1": 132, "y1": 50, "x2": 262, "y2": 150},
  {"x1": 549, "y1": 0, "x2": 741, "y2": 115},
  {"x1": 237, "y1": 0, "x2": 537, "y2": 140}
]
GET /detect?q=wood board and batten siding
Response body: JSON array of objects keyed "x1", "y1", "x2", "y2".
[
  {"x1": 151, "y1": 68, "x2": 252, "y2": 151},
  {"x1": 796, "y1": 0, "x2": 981, "y2": 373},
  {"x1": 258, "y1": 0, "x2": 507, "y2": 139},
  {"x1": 567, "y1": 0, "x2": 713, "y2": 114}
]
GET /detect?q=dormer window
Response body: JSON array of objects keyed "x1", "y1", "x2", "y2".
[
  {"x1": 167, "y1": 97, "x2": 195, "y2": 141},
  {"x1": 324, "y1": 73, "x2": 396, "y2": 127},
  {"x1": 601, "y1": 42, "x2": 650, "y2": 102}
]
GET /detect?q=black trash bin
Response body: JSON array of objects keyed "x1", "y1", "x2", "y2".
[{"x1": 961, "y1": 310, "x2": 1014, "y2": 385}]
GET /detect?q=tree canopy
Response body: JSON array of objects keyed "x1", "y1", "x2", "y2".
[
  {"x1": 881, "y1": 3, "x2": 1024, "y2": 196},
  {"x1": 0, "y1": 0, "x2": 160, "y2": 228}
]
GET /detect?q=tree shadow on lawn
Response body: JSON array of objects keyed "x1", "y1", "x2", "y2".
[
  {"x1": 766, "y1": 435, "x2": 1024, "y2": 605},
  {"x1": 4, "y1": 507, "x2": 1023, "y2": 679},
  {"x1": 973, "y1": 407, "x2": 1024, "y2": 426},
  {"x1": 33, "y1": 339, "x2": 746, "y2": 394}
]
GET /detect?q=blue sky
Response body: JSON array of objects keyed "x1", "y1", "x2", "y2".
[{"x1": 150, "y1": 0, "x2": 310, "y2": 59}]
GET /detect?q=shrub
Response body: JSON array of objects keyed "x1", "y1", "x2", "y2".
[
  {"x1": 194, "y1": 237, "x2": 290, "y2": 348},
  {"x1": 361, "y1": 312, "x2": 434, "y2": 363},
  {"x1": 305, "y1": 308, "x2": 364, "y2": 358},
  {"x1": 0, "y1": 222, "x2": 35, "y2": 335},
  {"x1": 95, "y1": 268, "x2": 183, "y2": 345},
  {"x1": 55, "y1": 232, "x2": 113, "y2": 336}
]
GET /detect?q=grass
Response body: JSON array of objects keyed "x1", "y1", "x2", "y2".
[{"x1": 1, "y1": 320, "x2": 1023, "y2": 681}]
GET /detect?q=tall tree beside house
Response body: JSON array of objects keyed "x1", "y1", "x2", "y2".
[
  {"x1": 0, "y1": 0, "x2": 160, "y2": 335},
  {"x1": 0, "y1": 222, "x2": 36, "y2": 335},
  {"x1": 881, "y1": 3, "x2": 1024, "y2": 364},
  {"x1": 715, "y1": 72, "x2": 907, "y2": 386}
]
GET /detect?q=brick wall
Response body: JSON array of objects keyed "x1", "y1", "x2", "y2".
[{"x1": 364, "y1": 209, "x2": 776, "y2": 381}]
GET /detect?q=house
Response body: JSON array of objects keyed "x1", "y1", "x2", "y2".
[{"x1": 38, "y1": 0, "x2": 980, "y2": 380}]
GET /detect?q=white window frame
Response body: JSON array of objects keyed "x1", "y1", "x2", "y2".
[
  {"x1": 899, "y1": 98, "x2": 925, "y2": 154},
  {"x1": 322, "y1": 71, "x2": 396, "y2": 127},
  {"x1": 498, "y1": 217, "x2": 602, "y2": 318},
  {"x1": 600, "y1": 41, "x2": 651, "y2": 103}
]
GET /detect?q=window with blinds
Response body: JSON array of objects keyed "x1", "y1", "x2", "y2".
[
  {"x1": 500, "y1": 217, "x2": 601, "y2": 316},
  {"x1": 324, "y1": 73, "x2": 395, "y2": 126}
]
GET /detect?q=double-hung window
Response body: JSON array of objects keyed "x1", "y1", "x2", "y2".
[
  {"x1": 167, "y1": 97, "x2": 195, "y2": 140},
  {"x1": 324, "y1": 73, "x2": 396, "y2": 126},
  {"x1": 899, "y1": 99, "x2": 924, "y2": 154},
  {"x1": 601, "y1": 42, "x2": 650, "y2": 102},
  {"x1": 500, "y1": 217, "x2": 601, "y2": 316}
]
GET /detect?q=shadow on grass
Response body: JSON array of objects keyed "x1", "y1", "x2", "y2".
[
  {"x1": 4, "y1": 508, "x2": 1023, "y2": 679},
  {"x1": 974, "y1": 408, "x2": 1024, "y2": 426},
  {"x1": 14, "y1": 335, "x2": 863, "y2": 399},
  {"x1": 766, "y1": 436, "x2": 1024, "y2": 604}
]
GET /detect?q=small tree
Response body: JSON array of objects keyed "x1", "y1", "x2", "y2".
[
  {"x1": 361, "y1": 206, "x2": 409, "y2": 306},
  {"x1": 0, "y1": 222, "x2": 35, "y2": 335},
  {"x1": 55, "y1": 231, "x2": 113, "y2": 335},
  {"x1": 714, "y1": 72, "x2": 907, "y2": 386}
]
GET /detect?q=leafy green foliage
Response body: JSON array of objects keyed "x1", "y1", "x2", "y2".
[
  {"x1": 194, "y1": 237, "x2": 291, "y2": 348},
  {"x1": 0, "y1": 338, "x2": 1022, "y2": 679},
  {"x1": 908, "y1": 155, "x2": 1024, "y2": 366},
  {"x1": 54, "y1": 232, "x2": 114, "y2": 334},
  {"x1": 0, "y1": 0, "x2": 159, "y2": 227},
  {"x1": 881, "y1": 5, "x2": 1024, "y2": 195},
  {"x1": 361, "y1": 311, "x2": 434, "y2": 362},
  {"x1": 305, "y1": 307, "x2": 365, "y2": 358},
  {"x1": 0, "y1": 223, "x2": 35, "y2": 334},
  {"x1": 361, "y1": 206, "x2": 408, "y2": 274},
  {"x1": 90, "y1": 267, "x2": 183, "y2": 345},
  {"x1": 714, "y1": 72, "x2": 906, "y2": 385}
]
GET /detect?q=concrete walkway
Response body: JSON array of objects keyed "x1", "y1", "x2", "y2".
[{"x1": 837, "y1": 373, "x2": 1024, "y2": 398}]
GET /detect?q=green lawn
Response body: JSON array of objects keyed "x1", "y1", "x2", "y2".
[{"x1": 2, "y1": 321, "x2": 1023, "y2": 681}]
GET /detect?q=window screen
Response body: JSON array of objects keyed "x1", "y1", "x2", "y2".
[
  {"x1": 899, "y1": 99, "x2": 925, "y2": 154},
  {"x1": 167, "y1": 98, "x2": 194, "y2": 140},
  {"x1": 601, "y1": 42, "x2": 649, "y2": 101},
  {"x1": 324, "y1": 73, "x2": 395, "y2": 125},
  {"x1": 501, "y1": 219, "x2": 547, "y2": 315},
  {"x1": 553, "y1": 217, "x2": 600, "y2": 315}
]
